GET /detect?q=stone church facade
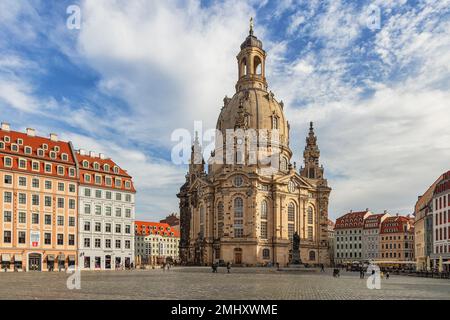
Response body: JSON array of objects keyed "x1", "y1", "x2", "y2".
[{"x1": 178, "y1": 23, "x2": 331, "y2": 267}]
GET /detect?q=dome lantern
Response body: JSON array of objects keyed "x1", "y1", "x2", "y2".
[{"x1": 236, "y1": 18, "x2": 268, "y2": 92}]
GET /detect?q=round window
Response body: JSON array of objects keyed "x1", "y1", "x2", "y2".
[{"x1": 234, "y1": 175, "x2": 244, "y2": 187}]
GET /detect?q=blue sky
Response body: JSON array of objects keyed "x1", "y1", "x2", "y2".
[{"x1": 0, "y1": 0, "x2": 449, "y2": 221}]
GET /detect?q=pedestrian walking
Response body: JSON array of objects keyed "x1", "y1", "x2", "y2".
[
  {"x1": 386, "y1": 271, "x2": 390, "y2": 279},
  {"x1": 227, "y1": 262, "x2": 231, "y2": 274},
  {"x1": 321, "y1": 264, "x2": 325, "y2": 272}
]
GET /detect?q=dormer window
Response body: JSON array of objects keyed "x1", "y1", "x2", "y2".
[
  {"x1": 11, "y1": 144, "x2": 18, "y2": 152},
  {"x1": 24, "y1": 146, "x2": 32, "y2": 155},
  {"x1": 37, "y1": 149, "x2": 44, "y2": 157},
  {"x1": 57, "y1": 166, "x2": 64, "y2": 175},
  {"x1": 4, "y1": 136, "x2": 10, "y2": 143},
  {"x1": 125, "y1": 181, "x2": 131, "y2": 189},
  {"x1": 32, "y1": 161, "x2": 39, "y2": 171},
  {"x1": 0, "y1": 142, "x2": 4, "y2": 149},
  {"x1": 54, "y1": 146, "x2": 60, "y2": 152},
  {"x1": 18, "y1": 159, "x2": 27, "y2": 169},
  {"x1": 61, "y1": 153, "x2": 68, "y2": 161},
  {"x1": 115, "y1": 178, "x2": 122, "y2": 188},
  {"x1": 104, "y1": 164, "x2": 110, "y2": 172},
  {"x1": 4, "y1": 157, "x2": 12, "y2": 167},
  {"x1": 113, "y1": 166, "x2": 119, "y2": 174},
  {"x1": 45, "y1": 163, "x2": 52, "y2": 173},
  {"x1": 93, "y1": 162, "x2": 100, "y2": 170},
  {"x1": 17, "y1": 138, "x2": 23, "y2": 145},
  {"x1": 49, "y1": 151, "x2": 56, "y2": 159},
  {"x1": 82, "y1": 160, "x2": 89, "y2": 168},
  {"x1": 42, "y1": 144, "x2": 48, "y2": 150}
]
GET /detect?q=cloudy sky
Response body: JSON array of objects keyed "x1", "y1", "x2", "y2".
[{"x1": 0, "y1": 0, "x2": 449, "y2": 221}]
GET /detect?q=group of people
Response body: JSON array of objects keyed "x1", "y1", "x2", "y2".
[{"x1": 212, "y1": 262, "x2": 232, "y2": 273}]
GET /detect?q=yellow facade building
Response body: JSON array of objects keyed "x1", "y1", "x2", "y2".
[{"x1": 0, "y1": 124, "x2": 78, "y2": 271}]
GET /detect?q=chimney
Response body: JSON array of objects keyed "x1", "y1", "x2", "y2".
[
  {"x1": 384, "y1": 210, "x2": 387, "y2": 214},
  {"x1": 79, "y1": 149, "x2": 86, "y2": 156},
  {"x1": 89, "y1": 151, "x2": 96, "y2": 158},
  {"x1": 99, "y1": 153, "x2": 106, "y2": 160},
  {"x1": 366, "y1": 208, "x2": 369, "y2": 212},
  {"x1": 1, "y1": 122, "x2": 10, "y2": 132},
  {"x1": 49, "y1": 133, "x2": 58, "y2": 142},
  {"x1": 26, "y1": 128, "x2": 35, "y2": 137}
]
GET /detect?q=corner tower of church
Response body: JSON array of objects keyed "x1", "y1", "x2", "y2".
[{"x1": 178, "y1": 20, "x2": 331, "y2": 267}]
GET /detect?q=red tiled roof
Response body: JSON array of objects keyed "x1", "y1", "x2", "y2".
[
  {"x1": 380, "y1": 216, "x2": 412, "y2": 234},
  {"x1": 77, "y1": 152, "x2": 136, "y2": 192},
  {"x1": 335, "y1": 210, "x2": 370, "y2": 229},
  {"x1": 363, "y1": 214, "x2": 386, "y2": 229},
  {"x1": 135, "y1": 221, "x2": 180, "y2": 238},
  {"x1": 434, "y1": 171, "x2": 450, "y2": 195},
  {"x1": 0, "y1": 129, "x2": 77, "y2": 180}
]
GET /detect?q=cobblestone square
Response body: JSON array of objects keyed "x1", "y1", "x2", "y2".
[{"x1": 0, "y1": 267, "x2": 449, "y2": 300}]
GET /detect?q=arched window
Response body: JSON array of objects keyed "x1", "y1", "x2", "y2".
[
  {"x1": 234, "y1": 197, "x2": 244, "y2": 238},
  {"x1": 308, "y1": 207, "x2": 314, "y2": 224},
  {"x1": 280, "y1": 157, "x2": 288, "y2": 171},
  {"x1": 199, "y1": 205, "x2": 205, "y2": 237},
  {"x1": 309, "y1": 167, "x2": 315, "y2": 179},
  {"x1": 309, "y1": 250, "x2": 316, "y2": 261},
  {"x1": 254, "y1": 56, "x2": 262, "y2": 75},
  {"x1": 217, "y1": 202, "x2": 224, "y2": 238},
  {"x1": 234, "y1": 198, "x2": 243, "y2": 217},
  {"x1": 260, "y1": 200, "x2": 268, "y2": 239},
  {"x1": 261, "y1": 200, "x2": 267, "y2": 219},
  {"x1": 241, "y1": 58, "x2": 247, "y2": 77},
  {"x1": 288, "y1": 202, "x2": 295, "y2": 240},
  {"x1": 272, "y1": 116, "x2": 278, "y2": 129},
  {"x1": 288, "y1": 203, "x2": 295, "y2": 222}
]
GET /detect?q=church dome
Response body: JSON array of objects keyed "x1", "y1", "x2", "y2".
[
  {"x1": 216, "y1": 89, "x2": 289, "y2": 147},
  {"x1": 215, "y1": 20, "x2": 291, "y2": 152}
]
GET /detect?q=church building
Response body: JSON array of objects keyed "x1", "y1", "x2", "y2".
[{"x1": 178, "y1": 21, "x2": 331, "y2": 267}]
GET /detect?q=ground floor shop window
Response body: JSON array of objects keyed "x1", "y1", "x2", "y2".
[
  {"x1": 115, "y1": 257, "x2": 121, "y2": 269},
  {"x1": 84, "y1": 257, "x2": 90, "y2": 269},
  {"x1": 14, "y1": 262, "x2": 22, "y2": 271},
  {"x1": 95, "y1": 257, "x2": 101, "y2": 269},
  {"x1": 68, "y1": 256, "x2": 75, "y2": 268},
  {"x1": 105, "y1": 256, "x2": 111, "y2": 269},
  {"x1": 47, "y1": 259, "x2": 55, "y2": 271},
  {"x1": 125, "y1": 257, "x2": 131, "y2": 269},
  {"x1": 58, "y1": 256, "x2": 65, "y2": 270}
]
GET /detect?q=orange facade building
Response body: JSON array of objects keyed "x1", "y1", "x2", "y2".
[
  {"x1": 0, "y1": 124, "x2": 78, "y2": 271},
  {"x1": 380, "y1": 215, "x2": 415, "y2": 261}
]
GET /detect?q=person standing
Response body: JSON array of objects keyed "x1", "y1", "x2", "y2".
[{"x1": 227, "y1": 262, "x2": 231, "y2": 274}]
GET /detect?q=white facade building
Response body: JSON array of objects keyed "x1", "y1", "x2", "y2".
[
  {"x1": 77, "y1": 151, "x2": 135, "y2": 270},
  {"x1": 431, "y1": 170, "x2": 450, "y2": 271},
  {"x1": 334, "y1": 210, "x2": 372, "y2": 264},
  {"x1": 362, "y1": 212, "x2": 390, "y2": 261}
]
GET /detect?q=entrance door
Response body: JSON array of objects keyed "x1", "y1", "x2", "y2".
[
  {"x1": 234, "y1": 249, "x2": 242, "y2": 265},
  {"x1": 28, "y1": 254, "x2": 41, "y2": 271}
]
